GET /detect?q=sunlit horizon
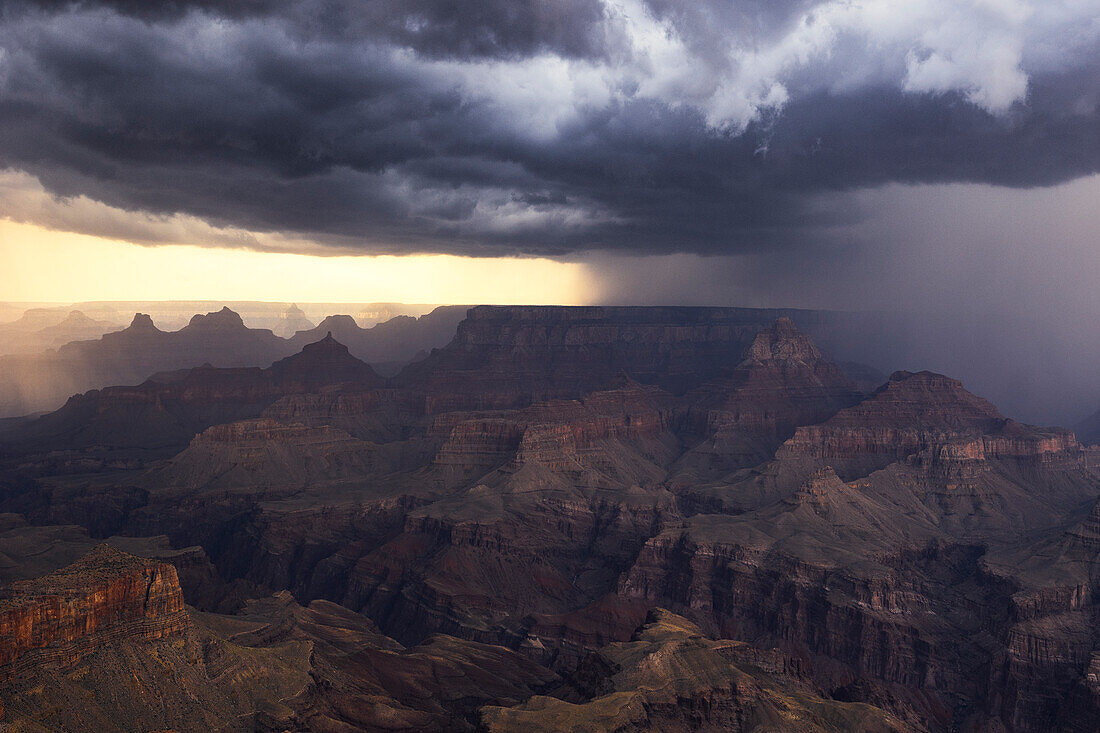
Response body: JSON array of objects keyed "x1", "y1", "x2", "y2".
[{"x1": 0, "y1": 219, "x2": 599, "y2": 305}]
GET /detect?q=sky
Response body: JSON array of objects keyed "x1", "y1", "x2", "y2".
[
  {"x1": 0, "y1": 218, "x2": 595, "y2": 303},
  {"x1": 0, "y1": 0, "x2": 1096, "y2": 262},
  {"x1": 0, "y1": 0, "x2": 1098, "y2": 421}
]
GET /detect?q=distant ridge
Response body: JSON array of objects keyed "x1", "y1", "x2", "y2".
[
  {"x1": 11, "y1": 334, "x2": 382, "y2": 449},
  {"x1": 0, "y1": 308, "x2": 123, "y2": 356},
  {"x1": 287, "y1": 306, "x2": 467, "y2": 365},
  {"x1": 0, "y1": 305, "x2": 464, "y2": 419}
]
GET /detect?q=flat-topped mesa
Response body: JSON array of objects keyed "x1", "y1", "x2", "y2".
[
  {"x1": 290, "y1": 314, "x2": 363, "y2": 345},
  {"x1": 398, "y1": 305, "x2": 828, "y2": 409},
  {"x1": 458, "y1": 304, "x2": 823, "y2": 328},
  {"x1": 126, "y1": 312, "x2": 161, "y2": 332},
  {"x1": 188, "y1": 417, "x2": 353, "y2": 445},
  {"x1": 921, "y1": 422, "x2": 1078, "y2": 470},
  {"x1": 780, "y1": 370, "x2": 1075, "y2": 480},
  {"x1": 0, "y1": 545, "x2": 187, "y2": 673},
  {"x1": 183, "y1": 305, "x2": 247, "y2": 331},
  {"x1": 55, "y1": 310, "x2": 96, "y2": 328}
]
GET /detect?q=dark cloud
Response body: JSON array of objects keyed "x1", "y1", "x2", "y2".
[
  {"x1": 3, "y1": 0, "x2": 283, "y2": 21},
  {"x1": 0, "y1": 0, "x2": 1097, "y2": 256},
  {"x1": 4, "y1": 0, "x2": 615, "y2": 59},
  {"x1": 585, "y1": 174, "x2": 1100, "y2": 426}
]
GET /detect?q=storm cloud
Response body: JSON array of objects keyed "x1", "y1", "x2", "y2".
[{"x1": 0, "y1": 0, "x2": 1097, "y2": 255}]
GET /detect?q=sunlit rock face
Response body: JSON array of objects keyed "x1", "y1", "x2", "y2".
[{"x1": 0, "y1": 545, "x2": 187, "y2": 672}]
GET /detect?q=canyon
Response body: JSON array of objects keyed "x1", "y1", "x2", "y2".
[{"x1": 0, "y1": 306, "x2": 1098, "y2": 731}]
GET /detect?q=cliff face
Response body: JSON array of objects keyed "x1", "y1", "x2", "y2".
[
  {"x1": 618, "y1": 530, "x2": 1014, "y2": 725},
  {"x1": 0, "y1": 545, "x2": 187, "y2": 673},
  {"x1": 340, "y1": 381, "x2": 681, "y2": 657},
  {"x1": 430, "y1": 381, "x2": 677, "y2": 478},
  {"x1": 396, "y1": 305, "x2": 837, "y2": 409}
]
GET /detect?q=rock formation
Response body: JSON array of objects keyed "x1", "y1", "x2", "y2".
[
  {"x1": 276, "y1": 303, "x2": 315, "y2": 338},
  {"x1": 0, "y1": 548, "x2": 565, "y2": 732}
]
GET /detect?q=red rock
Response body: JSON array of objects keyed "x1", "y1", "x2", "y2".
[{"x1": 0, "y1": 545, "x2": 187, "y2": 673}]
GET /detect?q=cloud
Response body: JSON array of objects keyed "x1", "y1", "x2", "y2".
[{"x1": 0, "y1": 0, "x2": 1095, "y2": 256}]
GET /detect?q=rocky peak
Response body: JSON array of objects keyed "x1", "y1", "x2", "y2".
[
  {"x1": 315, "y1": 314, "x2": 361, "y2": 332},
  {"x1": 791, "y1": 466, "x2": 848, "y2": 504},
  {"x1": 269, "y1": 334, "x2": 381, "y2": 387},
  {"x1": 302, "y1": 331, "x2": 345, "y2": 356},
  {"x1": 185, "y1": 306, "x2": 246, "y2": 331},
  {"x1": 631, "y1": 608, "x2": 706, "y2": 642},
  {"x1": 743, "y1": 317, "x2": 823, "y2": 364}
]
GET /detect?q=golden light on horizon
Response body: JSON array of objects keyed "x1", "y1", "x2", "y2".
[{"x1": 0, "y1": 219, "x2": 599, "y2": 304}]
